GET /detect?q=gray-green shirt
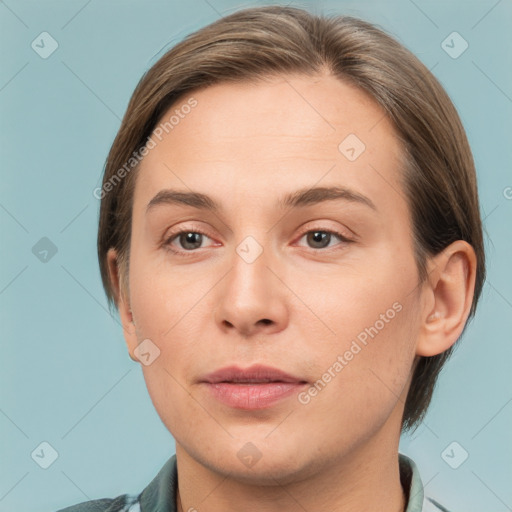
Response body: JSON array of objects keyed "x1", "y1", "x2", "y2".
[{"x1": 56, "y1": 453, "x2": 451, "y2": 512}]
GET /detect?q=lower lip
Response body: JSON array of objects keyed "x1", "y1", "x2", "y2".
[{"x1": 203, "y1": 382, "x2": 306, "y2": 409}]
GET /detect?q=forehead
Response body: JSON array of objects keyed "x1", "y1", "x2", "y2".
[{"x1": 134, "y1": 73, "x2": 406, "y2": 216}]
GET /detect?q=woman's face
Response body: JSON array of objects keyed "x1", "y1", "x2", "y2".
[{"x1": 116, "y1": 73, "x2": 428, "y2": 483}]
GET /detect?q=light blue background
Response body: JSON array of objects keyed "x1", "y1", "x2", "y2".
[{"x1": 1, "y1": 1, "x2": 511, "y2": 511}]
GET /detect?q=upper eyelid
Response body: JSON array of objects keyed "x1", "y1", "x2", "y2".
[
  {"x1": 164, "y1": 225, "x2": 214, "y2": 243},
  {"x1": 164, "y1": 219, "x2": 354, "y2": 238},
  {"x1": 296, "y1": 226, "x2": 353, "y2": 242},
  {"x1": 164, "y1": 223, "x2": 352, "y2": 238}
]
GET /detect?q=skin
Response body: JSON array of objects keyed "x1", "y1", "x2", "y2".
[{"x1": 107, "y1": 73, "x2": 477, "y2": 512}]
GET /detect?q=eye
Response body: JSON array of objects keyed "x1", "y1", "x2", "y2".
[
  {"x1": 297, "y1": 229, "x2": 352, "y2": 250},
  {"x1": 162, "y1": 227, "x2": 353, "y2": 256},
  {"x1": 163, "y1": 229, "x2": 214, "y2": 254}
]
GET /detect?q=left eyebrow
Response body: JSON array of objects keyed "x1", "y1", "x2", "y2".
[
  {"x1": 279, "y1": 185, "x2": 377, "y2": 211},
  {"x1": 145, "y1": 185, "x2": 377, "y2": 214}
]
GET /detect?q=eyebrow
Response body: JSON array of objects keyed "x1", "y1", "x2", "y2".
[{"x1": 145, "y1": 186, "x2": 377, "y2": 214}]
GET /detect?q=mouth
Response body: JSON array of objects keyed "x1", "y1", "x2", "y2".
[{"x1": 199, "y1": 364, "x2": 308, "y2": 410}]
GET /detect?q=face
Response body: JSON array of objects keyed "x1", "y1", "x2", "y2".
[{"x1": 117, "y1": 73, "x2": 427, "y2": 483}]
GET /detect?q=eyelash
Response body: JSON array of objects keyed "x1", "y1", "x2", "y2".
[{"x1": 162, "y1": 225, "x2": 353, "y2": 257}]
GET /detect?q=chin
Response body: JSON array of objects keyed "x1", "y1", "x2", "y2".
[
  {"x1": 216, "y1": 456, "x2": 314, "y2": 486},
  {"x1": 188, "y1": 438, "x2": 325, "y2": 487}
]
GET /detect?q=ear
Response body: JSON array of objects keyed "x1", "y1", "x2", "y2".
[
  {"x1": 107, "y1": 248, "x2": 139, "y2": 362},
  {"x1": 416, "y1": 240, "x2": 477, "y2": 357}
]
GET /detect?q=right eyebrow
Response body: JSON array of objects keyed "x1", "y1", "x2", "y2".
[{"x1": 146, "y1": 189, "x2": 220, "y2": 214}]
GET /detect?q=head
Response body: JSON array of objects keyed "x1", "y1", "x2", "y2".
[{"x1": 97, "y1": 5, "x2": 484, "y2": 479}]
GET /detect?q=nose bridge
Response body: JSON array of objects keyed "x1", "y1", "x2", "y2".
[
  {"x1": 213, "y1": 230, "x2": 288, "y2": 335},
  {"x1": 229, "y1": 232, "x2": 273, "y2": 303}
]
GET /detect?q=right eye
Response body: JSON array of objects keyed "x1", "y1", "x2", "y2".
[{"x1": 163, "y1": 229, "x2": 215, "y2": 254}]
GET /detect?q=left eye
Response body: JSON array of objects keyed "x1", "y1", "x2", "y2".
[{"x1": 297, "y1": 230, "x2": 350, "y2": 250}]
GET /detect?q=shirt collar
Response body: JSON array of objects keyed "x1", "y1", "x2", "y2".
[
  {"x1": 139, "y1": 454, "x2": 178, "y2": 512},
  {"x1": 400, "y1": 453, "x2": 426, "y2": 512}
]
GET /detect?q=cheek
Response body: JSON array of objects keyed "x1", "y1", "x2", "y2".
[
  {"x1": 139, "y1": 362, "x2": 196, "y2": 443},
  {"x1": 296, "y1": 252, "x2": 420, "y2": 411},
  {"x1": 293, "y1": 300, "x2": 418, "y2": 452},
  {"x1": 300, "y1": 248, "x2": 417, "y2": 346},
  {"x1": 128, "y1": 245, "x2": 210, "y2": 339}
]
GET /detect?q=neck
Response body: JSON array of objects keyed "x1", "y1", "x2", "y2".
[{"x1": 175, "y1": 422, "x2": 407, "y2": 512}]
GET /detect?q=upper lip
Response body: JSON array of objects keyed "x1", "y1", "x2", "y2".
[{"x1": 201, "y1": 364, "x2": 307, "y2": 384}]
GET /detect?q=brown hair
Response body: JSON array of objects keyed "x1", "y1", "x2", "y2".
[{"x1": 97, "y1": 5, "x2": 485, "y2": 431}]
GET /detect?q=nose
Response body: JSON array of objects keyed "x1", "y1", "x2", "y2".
[{"x1": 213, "y1": 237, "x2": 289, "y2": 338}]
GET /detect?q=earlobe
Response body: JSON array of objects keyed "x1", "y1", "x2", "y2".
[{"x1": 416, "y1": 241, "x2": 477, "y2": 357}]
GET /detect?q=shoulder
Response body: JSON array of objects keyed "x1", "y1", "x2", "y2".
[
  {"x1": 56, "y1": 493, "x2": 140, "y2": 512},
  {"x1": 56, "y1": 454, "x2": 177, "y2": 512}
]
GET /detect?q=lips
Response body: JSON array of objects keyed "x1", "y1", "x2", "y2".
[
  {"x1": 200, "y1": 364, "x2": 307, "y2": 384},
  {"x1": 200, "y1": 364, "x2": 308, "y2": 410}
]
